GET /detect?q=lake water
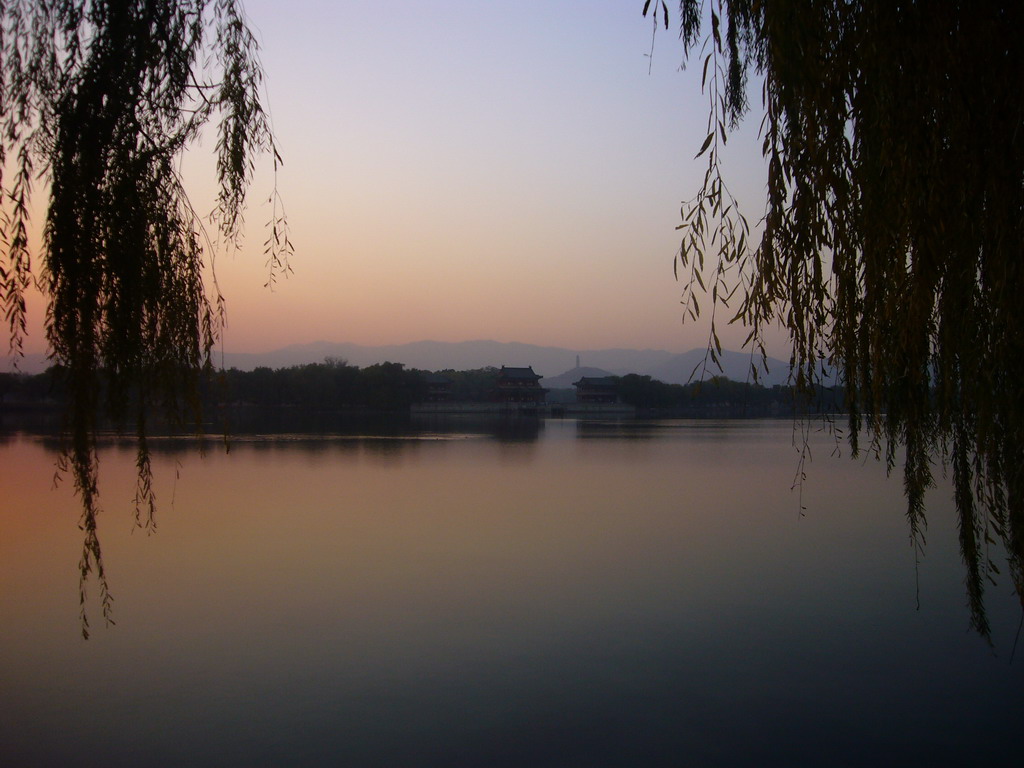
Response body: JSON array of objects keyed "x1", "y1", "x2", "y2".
[{"x1": 1, "y1": 418, "x2": 1020, "y2": 766}]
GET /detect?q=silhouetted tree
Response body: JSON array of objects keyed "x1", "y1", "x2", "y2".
[
  {"x1": 647, "y1": 0, "x2": 1022, "y2": 635},
  {"x1": 0, "y1": 0, "x2": 289, "y2": 636}
]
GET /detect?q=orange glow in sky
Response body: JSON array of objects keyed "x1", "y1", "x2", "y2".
[{"x1": 11, "y1": 0, "x2": 782, "y2": 360}]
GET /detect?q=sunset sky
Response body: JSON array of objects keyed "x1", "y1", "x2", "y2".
[{"x1": 18, "y1": 0, "x2": 780, "y2": 359}]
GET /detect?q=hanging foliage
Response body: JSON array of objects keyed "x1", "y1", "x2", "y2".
[
  {"x1": 0, "y1": 0, "x2": 291, "y2": 636},
  {"x1": 646, "y1": 0, "x2": 1023, "y2": 636}
]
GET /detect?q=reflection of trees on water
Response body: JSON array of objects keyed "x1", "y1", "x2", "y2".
[
  {"x1": 221, "y1": 407, "x2": 412, "y2": 437},
  {"x1": 491, "y1": 417, "x2": 543, "y2": 443},
  {"x1": 576, "y1": 419, "x2": 664, "y2": 441},
  {"x1": 7, "y1": 411, "x2": 546, "y2": 466},
  {"x1": 574, "y1": 417, "x2": 802, "y2": 444},
  {"x1": 0, "y1": 409, "x2": 63, "y2": 435},
  {"x1": 7, "y1": 415, "x2": 815, "y2": 457},
  {"x1": 574, "y1": 418, "x2": 715, "y2": 441}
]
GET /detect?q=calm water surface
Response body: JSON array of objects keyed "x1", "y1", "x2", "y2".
[{"x1": 1, "y1": 419, "x2": 1020, "y2": 766}]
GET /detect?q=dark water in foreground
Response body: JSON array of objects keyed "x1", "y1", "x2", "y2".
[{"x1": 1, "y1": 419, "x2": 1020, "y2": 766}]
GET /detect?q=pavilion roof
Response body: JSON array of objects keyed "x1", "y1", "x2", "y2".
[
  {"x1": 499, "y1": 366, "x2": 541, "y2": 380},
  {"x1": 573, "y1": 376, "x2": 618, "y2": 387}
]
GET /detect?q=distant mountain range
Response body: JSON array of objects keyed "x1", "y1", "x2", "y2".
[{"x1": 6, "y1": 339, "x2": 798, "y2": 387}]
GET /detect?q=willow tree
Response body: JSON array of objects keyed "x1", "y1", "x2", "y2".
[
  {"x1": 0, "y1": 0, "x2": 290, "y2": 636},
  {"x1": 646, "y1": 0, "x2": 1023, "y2": 635}
]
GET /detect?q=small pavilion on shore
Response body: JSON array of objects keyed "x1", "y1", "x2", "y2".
[{"x1": 494, "y1": 366, "x2": 546, "y2": 405}]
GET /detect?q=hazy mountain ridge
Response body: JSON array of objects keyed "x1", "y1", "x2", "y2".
[{"x1": 7, "y1": 339, "x2": 797, "y2": 386}]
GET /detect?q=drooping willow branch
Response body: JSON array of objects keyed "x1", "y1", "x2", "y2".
[
  {"x1": 0, "y1": 0, "x2": 292, "y2": 637},
  {"x1": 648, "y1": 0, "x2": 1024, "y2": 637}
]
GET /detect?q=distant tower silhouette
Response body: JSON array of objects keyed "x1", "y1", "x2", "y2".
[{"x1": 576, "y1": 354, "x2": 580, "y2": 369}]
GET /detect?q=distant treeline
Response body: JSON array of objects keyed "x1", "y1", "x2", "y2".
[
  {"x1": 614, "y1": 373, "x2": 842, "y2": 416},
  {"x1": 0, "y1": 359, "x2": 493, "y2": 413},
  {"x1": 1, "y1": 359, "x2": 844, "y2": 416}
]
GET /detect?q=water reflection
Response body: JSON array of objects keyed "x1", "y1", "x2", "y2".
[
  {"x1": 2, "y1": 410, "x2": 553, "y2": 468},
  {"x1": 0, "y1": 420, "x2": 1019, "y2": 766}
]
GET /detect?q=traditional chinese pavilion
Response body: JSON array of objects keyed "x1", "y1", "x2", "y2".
[
  {"x1": 494, "y1": 366, "x2": 547, "y2": 405},
  {"x1": 573, "y1": 376, "x2": 619, "y2": 404}
]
